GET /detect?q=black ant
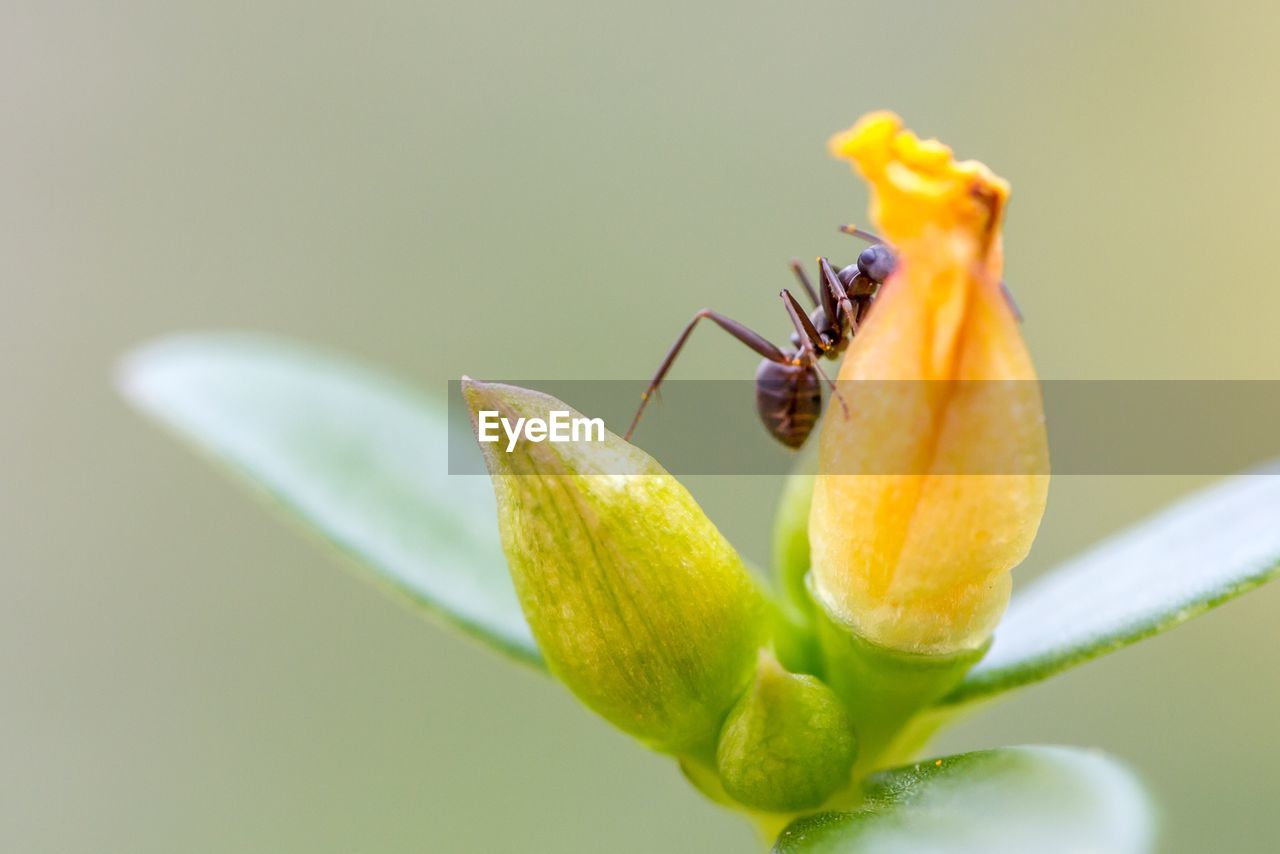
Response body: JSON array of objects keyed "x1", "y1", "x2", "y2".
[{"x1": 625, "y1": 226, "x2": 897, "y2": 450}]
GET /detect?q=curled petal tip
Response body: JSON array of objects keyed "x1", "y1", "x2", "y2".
[{"x1": 829, "y1": 112, "x2": 1009, "y2": 249}]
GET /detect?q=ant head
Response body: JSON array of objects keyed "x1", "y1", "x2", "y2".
[{"x1": 857, "y1": 244, "x2": 897, "y2": 282}]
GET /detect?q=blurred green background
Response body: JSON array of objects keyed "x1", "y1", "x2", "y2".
[{"x1": 5, "y1": 1, "x2": 1280, "y2": 851}]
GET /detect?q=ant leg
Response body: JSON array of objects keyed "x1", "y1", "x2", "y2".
[
  {"x1": 625, "y1": 309, "x2": 789, "y2": 441},
  {"x1": 819, "y1": 258, "x2": 861, "y2": 336},
  {"x1": 855, "y1": 295, "x2": 873, "y2": 326},
  {"x1": 810, "y1": 360, "x2": 846, "y2": 417},
  {"x1": 839, "y1": 224, "x2": 886, "y2": 245},
  {"x1": 788, "y1": 259, "x2": 820, "y2": 307},
  {"x1": 1000, "y1": 280, "x2": 1024, "y2": 322},
  {"x1": 813, "y1": 257, "x2": 839, "y2": 331},
  {"x1": 780, "y1": 290, "x2": 849, "y2": 417},
  {"x1": 780, "y1": 289, "x2": 826, "y2": 359}
]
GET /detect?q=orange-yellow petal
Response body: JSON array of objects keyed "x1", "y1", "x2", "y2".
[{"x1": 810, "y1": 113, "x2": 1048, "y2": 655}]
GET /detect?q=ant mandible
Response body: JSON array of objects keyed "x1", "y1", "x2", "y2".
[{"x1": 624, "y1": 226, "x2": 897, "y2": 450}]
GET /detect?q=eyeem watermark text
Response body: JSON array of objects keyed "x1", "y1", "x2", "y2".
[{"x1": 477, "y1": 410, "x2": 605, "y2": 452}]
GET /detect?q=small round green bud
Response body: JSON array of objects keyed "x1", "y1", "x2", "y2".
[{"x1": 715, "y1": 654, "x2": 858, "y2": 812}]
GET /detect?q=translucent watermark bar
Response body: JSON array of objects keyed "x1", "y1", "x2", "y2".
[{"x1": 447, "y1": 380, "x2": 1280, "y2": 475}]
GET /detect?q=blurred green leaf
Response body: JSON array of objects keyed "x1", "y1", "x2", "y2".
[
  {"x1": 773, "y1": 746, "x2": 1153, "y2": 854},
  {"x1": 944, "y1": 463, "x2": 1280, "y2": 706},
  {"x1": 119, "y1": 333, "x2": 542, "y2": 667}
]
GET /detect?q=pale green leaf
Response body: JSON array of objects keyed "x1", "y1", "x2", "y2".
[
  {"x1": 945, "y1": 464, "x2": 1280, "y2": 705},
  {"x1": 119, "y1": 333, "x2": 541, "y2": 666},
  {"x1": 773, "y1": 746, "x2": 1153, "y2": 854}
]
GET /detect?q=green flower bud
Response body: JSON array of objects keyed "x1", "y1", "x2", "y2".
[
  {"x1": 463, "y1": 379, "x2": 767, "y2": 756},
  {"x1": 715, "y1": 653, "x2": 858, "y2": 812}
]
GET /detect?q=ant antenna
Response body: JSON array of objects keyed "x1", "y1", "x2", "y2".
[
  {"x1": 788, "y1": 259, "x2": 820, "y2": 307},
  {"x1": 839, "y1": 224, "x2": 886, "y2": 244}
]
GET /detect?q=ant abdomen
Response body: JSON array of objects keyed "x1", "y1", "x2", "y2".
[{"x1": 755, "y1": 359, "x2": 822, "y2": 449}]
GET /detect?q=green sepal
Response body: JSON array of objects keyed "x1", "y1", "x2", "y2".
[
  {"x1": 769, "y1": 448, "x2": 823, "y2": 676},
  {"x1": 771, "y1": 446, "x2": 817, "y2": 618},
  {"x1": 813, "y1": 592, "x2": 986, "y2": 771},
  {"x1": 678, "y1": 756, "x2": 739, "y2": 809},
  {"x1": 769, "y1": 602, "x2": 824, "y2": 679}
]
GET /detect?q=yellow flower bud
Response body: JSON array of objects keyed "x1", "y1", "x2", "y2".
[
  {"x1": 812, "y1": 113, "x2": 1049, "y2": 656},
  {"x1": 463, "y1": 379, "x2": 767, "y2": 756}
]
